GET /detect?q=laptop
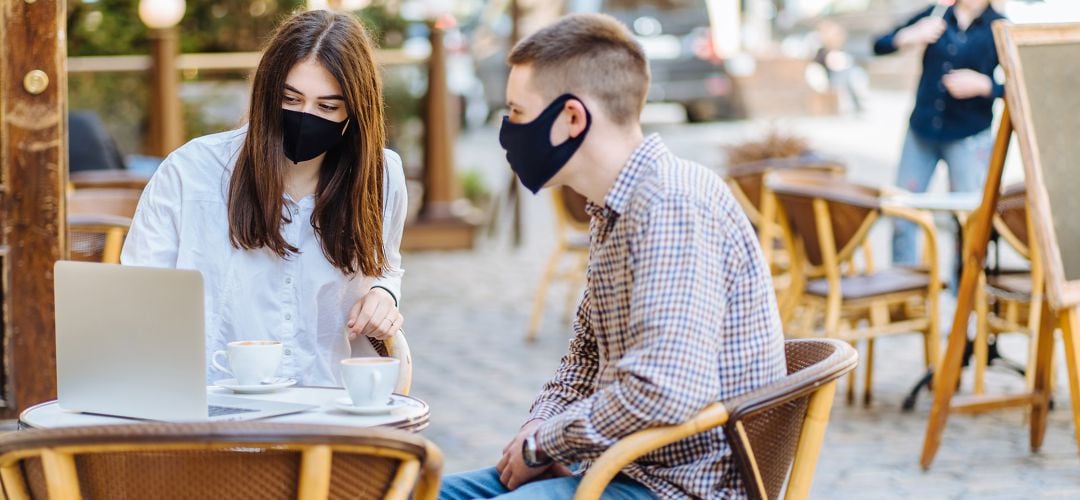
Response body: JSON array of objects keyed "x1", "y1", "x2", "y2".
[{"x1": 54, "y1": 261, "x2": 315, "y2": 422}]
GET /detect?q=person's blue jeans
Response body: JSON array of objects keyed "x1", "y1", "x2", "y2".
[
  {"x1": 439, "y1": 467, "x2": 656, "y2": 499},
  {"x1": 892, "y1": 128, "x2": 993, "y2": 267}
]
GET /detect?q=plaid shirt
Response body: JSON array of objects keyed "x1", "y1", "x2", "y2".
[{"x1": 530, "y1": 134, "x2": 787, "y2": 499}]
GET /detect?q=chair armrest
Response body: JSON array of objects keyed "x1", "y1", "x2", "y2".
[
  {"x1": 415, "y1": 442, "x2": 444, "y2": 500},
  {"x1": 574, "y1": 403, "x2": 728, "y2": 500},
  {"x1": 880, "y1": 205, "x2": 941, "y2": 285}
]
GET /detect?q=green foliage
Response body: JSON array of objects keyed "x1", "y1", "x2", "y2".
[
  {"x1": 354, "y1": 3, "x2": 409, "y2": 49},
  {"x1": 66, "y1": 0, "x2": 421, "y2": 159},
  {"x1": 67, "y1": 0, "x2": 305, "y2": 56},
  {"x1": 459, "y1": 169, "x2": 490, "y2": 206}
]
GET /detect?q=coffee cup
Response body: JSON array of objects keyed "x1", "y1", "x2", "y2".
[
  {"x1": 340, "y1": 357, "x2": 399, "y2": 408},
  {"x1": 212, "y1": 340, "x2": 283, "y2": 386}
]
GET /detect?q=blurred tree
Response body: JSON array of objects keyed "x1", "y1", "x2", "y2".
[{"x1": 67, "y1": 0, "x2": 305, "y2": 56}]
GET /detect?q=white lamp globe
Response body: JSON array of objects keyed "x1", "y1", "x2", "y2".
[{"x1": 138, "y1": 0, "x2": 186, "y2": 29}]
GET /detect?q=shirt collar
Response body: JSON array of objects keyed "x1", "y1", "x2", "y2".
[
  {"x1": 948, "y1": 5, "x2": 998, "y2": 27},
  {"x1": 586, "y1": 134, "x2": 667, "y2": 218}
]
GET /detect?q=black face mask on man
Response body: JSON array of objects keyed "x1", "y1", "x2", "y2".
[
  {"x1": 498, "y1": 94, "x2": 592, "y2": 194},
  {"x1": 282, "y1": 109, "x2": 349, "y2": 164}
]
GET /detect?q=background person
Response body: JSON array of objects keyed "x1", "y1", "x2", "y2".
[{"x1": 873, "y1": 0, "x2": 1005, "y2": 266}]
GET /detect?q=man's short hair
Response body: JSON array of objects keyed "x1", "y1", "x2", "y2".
[{"x1": 508, "y1": 13, "x2": 649, "y2": 125}]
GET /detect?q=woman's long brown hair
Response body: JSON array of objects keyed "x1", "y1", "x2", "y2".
[{"x1": 229, "y1": 10, "x2": 387, "y2": 277}]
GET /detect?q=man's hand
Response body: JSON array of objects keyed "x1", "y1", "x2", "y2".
[
  {"x1": 895, "y1": 17, "x2": 946, "y2": 48},
  {"x1": 346, "y1": 288, "x2": 403, "y2": 341},
  {"x1": 943, "y1": 69, "x2": 993, "y2": 99},
  {"x1": 495, "y1": 419, "x2": 552, "y2": 490}
]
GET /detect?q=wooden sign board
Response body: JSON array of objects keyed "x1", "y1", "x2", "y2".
[{"x1": 994, "y1": 22, "x2": 1080, "y2": 310}]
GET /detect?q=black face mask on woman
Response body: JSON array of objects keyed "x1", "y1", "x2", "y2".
[
  {"x1": 282, "y1": 109, "x2": 349, "y2": 164},
  {"x1": 498, "y1": 94, "x2": 592, "y2": 194}
]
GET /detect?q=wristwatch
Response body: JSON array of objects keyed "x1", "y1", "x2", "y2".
[{"x1": 522, "y1": 432, "x2": 553, "y2": 468}]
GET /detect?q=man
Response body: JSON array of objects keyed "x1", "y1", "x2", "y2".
[{"x1": 441, "y1": 13, "x2": 786, "y2": 499}]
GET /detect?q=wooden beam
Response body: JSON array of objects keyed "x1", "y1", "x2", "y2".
[{"x1": 0, "y1": 0, "x2": 67, "y2": 417}]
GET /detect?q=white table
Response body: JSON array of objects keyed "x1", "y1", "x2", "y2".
[
  {"x1": 883, "y1": 191, "x2": 983, "y2": 213},
  {"x1": 19, "y1": 387, "x2": 430, "y2": 432}
]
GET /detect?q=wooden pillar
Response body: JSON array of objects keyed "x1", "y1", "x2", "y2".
[
  {"x1": 421, "y1": 22, "x2": 456, "y2": 220},
  {"x1": 147, "y1": 27, "x2": 183, "y2": 157},
  {"x1": 401, "y1": 21, "x2": 477, "y2": 251},
  {"x1": 0, "y1": 0, "x2": 67, "y2": 417}
]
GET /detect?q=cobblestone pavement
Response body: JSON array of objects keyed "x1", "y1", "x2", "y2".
[{"x1": 401, "y1": 91, "x2": 1080, "y2": 498}]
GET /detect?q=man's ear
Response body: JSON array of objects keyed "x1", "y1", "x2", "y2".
[{"x1": 563, "y1": 99, "x2": 589, "y2": 139}]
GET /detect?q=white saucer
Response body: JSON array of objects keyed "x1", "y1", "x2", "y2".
[
  {"x1": 333, "y1": 395, "x2": 407, "y2": 415},
  {"x1": 213, "y1": 377, "x2": 297, "y2": 394}
]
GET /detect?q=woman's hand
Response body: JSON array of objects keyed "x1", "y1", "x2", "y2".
[
  {"x1": 895, "y1": 17, "x2": 946, "y2": 48},
  {"x1": 943, "y1": 69, "x2": 993, "y2": 99},
  {"x1": 346, "y1": 288, "x2": 403, "y2": 341}
]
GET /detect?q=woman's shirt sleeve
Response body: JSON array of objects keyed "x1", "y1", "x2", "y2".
[
  {"x1": 120, "y1": 158, "x2": 182, "y2": 268},
  {"x1": 874, "y1": 6, "x2": 933, "y2": 55},
  {"x1": 368, "y1": 150, "x2": 407, "y2": 306}
]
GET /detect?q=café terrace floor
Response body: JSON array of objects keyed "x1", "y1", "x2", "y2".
[{"x1": 402, "y1": 90, "x2": 1080, "y2": 498}]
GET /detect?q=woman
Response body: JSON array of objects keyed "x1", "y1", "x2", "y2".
[
  {"x1": 122, "y1": 10, "x2": 408, "y2": 386},
  {"x1": 872, "y1": 0, "x2": 1004, "y2": 266}
]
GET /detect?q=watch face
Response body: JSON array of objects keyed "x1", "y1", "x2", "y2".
[{"x1": 520, "y1": 436, "x2": 540, "y2": 468}]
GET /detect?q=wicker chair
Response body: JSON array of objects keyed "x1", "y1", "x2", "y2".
[
  {"x1": 973, "y1": 183, "x2": 1042, "y2": 395},
  {"x1": 527, "y1": 186, "x2": 591, "y2": 341},
  {"x1": 725, "y1": 157, "x2": 846, "y2": 265},
  {"x1": 725, "y1": 157, "x2": 847, "y2": 313},
  {"x1": 0, "y1": 422, "x2": 442, "y2": 500},
  {"x1": 67, "y1": 188, "x2": 143, "y2": 219},
  {"x1": 576, "y1": 339, "x2": 858, "y2": 500},
  {"x1": 69, "y1": 170, "x2": 152, "y2": 191},
  {"x1": 67, "y1": 214, "x2": 131, "y2": 264},
  {"x1": 766, "y1": 171, "x2": 941, "y2": 405}
]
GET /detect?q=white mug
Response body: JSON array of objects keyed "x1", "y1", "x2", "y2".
[
  {"x1": 340, "y1": 357, "x2": 399, "y2": 407},
  {"x1": 212, "y1": 340, "x2": 283, "y2": 386}
]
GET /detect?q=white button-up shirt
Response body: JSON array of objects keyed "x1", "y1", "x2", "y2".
[{"x1": 121, "y1": 127, "x2": 407, "y2": 386}]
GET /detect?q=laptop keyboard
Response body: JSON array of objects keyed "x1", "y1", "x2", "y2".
[{"x1": 208, "y1": 405, "x2": 258, "y2": 418}]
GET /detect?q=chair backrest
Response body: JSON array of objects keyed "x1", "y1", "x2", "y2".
[
  {"x1": 993, "y1": 182, "x2": 1030, "y2": 257},
  {"x1": 726, "y1": 157, "x2": 846, "y2": 223},
  {"x1": 766, "y1": 171, "x2": 881, "y2": 268},
  {"x1": 723, "y1": 339, "x2": 858, "y2": 500},
  {"x1": 67, "y1": 214, "x2": 131, "y2": 264},
  {"x1": 0, "y1": 422, "x2": 443, "y2": 500},
  {"x1": 68, "y1": 188, "x2": 143, "y2": 219},
  {"x1": 68, "y1": 170, "x2": 152, "y2": 191}
]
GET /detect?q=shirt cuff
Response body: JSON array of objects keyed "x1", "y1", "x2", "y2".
[
  {"x1": 369, "y1": 285, "x2": 398, "y2": 307},
  {"x1": 991, "y1": 82, "x2": 1005, "y2": 99},
  {"x1": 534, "y1": 412, "x2": 577, "y2": 463}
]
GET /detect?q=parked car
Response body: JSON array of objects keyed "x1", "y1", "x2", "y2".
[{"x1": 472, "y1": 0, "x2": 739, "y2": 122}]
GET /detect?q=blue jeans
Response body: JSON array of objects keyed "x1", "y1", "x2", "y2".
[
  {"x1": 439, "y1": 467, "x2": 656, "y2": 500},
  {"x1": 892, "y1": 128, "x2": 993, "y2": 266}
]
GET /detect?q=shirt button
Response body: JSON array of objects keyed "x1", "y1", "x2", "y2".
[
  {"x1": 935, "y1": 99, "x2": 946, "y2": 111},
  {"x1": 285, "y1": 313, "x2": 292, "y2": 321},
  {"x1": 284, "y1": 347, "x2": 292, "y2": 356},
  {"x1": 957, "y1": 33, "x2": 967, "y2": 43},
  {"x1": 285, "y1": 277, "x2": 292, "y2": 285},
  {"x1": 947, "y1": 44, "x2": 959, "y2": 56},
  {"x1": 942, "y1": 62, "x2": 952, "y2": 71},
  {"x1": 932, "y1": 117, "x2": 944, "y2": 128}
]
